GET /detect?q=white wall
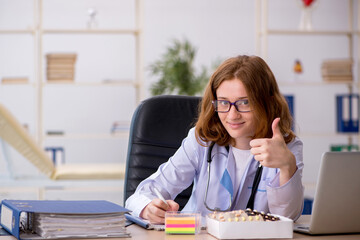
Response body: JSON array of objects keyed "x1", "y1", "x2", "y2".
[{"x1": 0, "y1": 0, "x2": 358, "y2": 198}]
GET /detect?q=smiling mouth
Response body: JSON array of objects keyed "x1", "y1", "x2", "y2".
[{"x1": 228, "y1": 122, "x2": 245, "y2": 127}]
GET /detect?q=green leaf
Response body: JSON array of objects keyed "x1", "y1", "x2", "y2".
[{"x1": 149, "y1": 38, "x2": 212, "y2": 96}]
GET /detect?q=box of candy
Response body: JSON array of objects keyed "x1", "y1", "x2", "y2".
[{"x1": 206, "y1": 209, "x2": 293, "y2": 239}]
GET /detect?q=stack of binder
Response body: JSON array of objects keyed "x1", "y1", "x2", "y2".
[
  {"x1": 336, "y1": 94, "x2": 359, "y2": 133},
  {"x1": 283, "y1": 95, "x2": 295, "y2": 131},
  {"x1": 321, "y1": 59, "x2": 353, "y2": 82},
  {"x1": 46, "y1": 53, "x2": 77, "y2": 82},
  {"x1": 0, "y1": 200, "x2": 131, "y2": 239}
]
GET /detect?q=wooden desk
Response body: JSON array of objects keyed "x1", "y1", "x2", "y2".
[
  {"x1": 125, "y1": 215, "x2": 360, "y2": 240},
  {"x1": 1, "y1": 215, "x2": 359, "y2": 240}
]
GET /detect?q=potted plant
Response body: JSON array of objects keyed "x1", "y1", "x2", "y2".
[{"x1": 149, "y1": 39, "x2": 210, "y2": 96}]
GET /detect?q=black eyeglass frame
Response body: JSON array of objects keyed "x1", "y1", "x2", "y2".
[{"x1": 212, "y1": 100, "x2": 251, "y2": 113}]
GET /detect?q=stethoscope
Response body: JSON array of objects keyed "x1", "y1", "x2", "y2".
[{"x1": 203, "y1": 142, "x2": 263, "y2": 212}]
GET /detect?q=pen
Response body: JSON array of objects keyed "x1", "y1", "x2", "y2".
[
  {"x1": 153, "y1": 187, "x2": 169, "y2": 206},
  {"x1": 125, "y1": 213, "x2": 165, "y2": 231},
  {"x1": 125, "y1": 213, "x2": 150, "y2": 229}
]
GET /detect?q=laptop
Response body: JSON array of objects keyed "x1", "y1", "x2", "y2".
[{"x1": 294, "y1": 151, "x2": 360, "y2": 235}]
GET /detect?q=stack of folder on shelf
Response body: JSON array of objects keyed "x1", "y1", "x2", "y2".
[
  {"x1": 46, "y1": 53, "x2": 77, "y2": 82},
  {"x1": 336, "y1": 94, "x2": 359, "y2": 133},
  {"x1": 330, "y1": 144, "x2": 359, "y2": 152},
  {"x1": 321, "y1": 58, "x2": 353, "y2": 82},
  {"x1": 0, "y1": 200, "x2": 131, "y2": 239}
]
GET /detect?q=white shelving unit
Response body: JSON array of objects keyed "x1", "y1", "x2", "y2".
[
  {"x1": 255, "y1": 0, "x2": 360, "y2": 195},
  {"x1": 37, "y1": 0, "x2": 144, "y2": 145},
  {"x1": 0, "y1": 0, "x2": 143, "y2": 164},
  {"x1": 256, "y1": 0, "x2": 355, "y2": 59},
  {"x1": 0, "y1": 0, "x2": 143, "y2": 201}
]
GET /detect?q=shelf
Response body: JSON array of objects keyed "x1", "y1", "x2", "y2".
[
  {"x1": 277, "y1": 81, "x2": 356, "y2": 86},
  {"x1": 44, "y1": 132, "x2": 129, "y2": 140},
  {"x1": 1, "y1": 81, "x2": 139, "y2": 88},
  {"x1": 0, "y1": 29, "x2": 35, "y2": 34},
  {"x1": 262, "y1": 29, "x2": 353, "y2": 36},
  {"x1": 42, "y1": 29, "x2": 140, "y2": 35},
  {"x1": 42, "y1": 80, "x2": 137, "y2": 87},
  {"x1": 297, "y1": 132, "x2": 360, "y2": 138},
  {"x1": 0, "y1": 83, "x2": 36, "y2": 87}
]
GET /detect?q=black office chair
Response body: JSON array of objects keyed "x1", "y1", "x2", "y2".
[{"x1": 123, "y1": 95, "x2": 201, "y2": 209}]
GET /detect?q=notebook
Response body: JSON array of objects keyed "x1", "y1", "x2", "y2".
[{"x1": 294, "y1": 151, "x2": 360, "y2": 235}]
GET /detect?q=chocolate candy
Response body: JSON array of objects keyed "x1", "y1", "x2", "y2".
[{"x1": 209, "y1": 209, "x2": 280, "y2": 222}]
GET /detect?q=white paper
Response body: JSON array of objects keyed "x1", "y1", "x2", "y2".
[{"x1": 0, "y1": 205, "x2": 13, "y2": 232}]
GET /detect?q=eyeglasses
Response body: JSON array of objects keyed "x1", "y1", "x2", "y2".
[{"x1": 212, "y1": 99, "x2": 251, "y2": 113}]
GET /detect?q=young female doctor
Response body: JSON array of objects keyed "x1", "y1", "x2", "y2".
[{"x1": 125, "y1": 55, "x2": 304, "y2": 224}]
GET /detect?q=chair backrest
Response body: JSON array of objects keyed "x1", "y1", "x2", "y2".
[{"x1": 123, "y1": 95, "x2": 201, "y2": 209}]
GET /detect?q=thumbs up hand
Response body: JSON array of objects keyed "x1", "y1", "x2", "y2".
[
  {"x1": 271, "y1": 117, "x2": 283, "y2": 142},
  {"x1": 249, "y1": 118, "x2": 287, "y2": 167},
  {"x1": 249, "y1": 118, "x2": 297, "y2": 185}
]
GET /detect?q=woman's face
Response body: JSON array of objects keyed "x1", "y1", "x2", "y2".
[{"x1": 215, "y1": 78, "x2": 256, "y2": 149}]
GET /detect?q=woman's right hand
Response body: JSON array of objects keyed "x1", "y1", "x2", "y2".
[{"x1": 140, "y1": 199, "x2": 179, "y2": 224}]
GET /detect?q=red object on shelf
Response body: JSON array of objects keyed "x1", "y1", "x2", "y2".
[{"x1": 302, "y1": 0, "x2": 315, "y2": 7}]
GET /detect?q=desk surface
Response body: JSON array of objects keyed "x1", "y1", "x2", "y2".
[
  {"x1": 125, "y1": 215, "x2": 360, "y2": 240},
  {"x1": 1, "y1": 215, "x2": 359, "y2": 240}
]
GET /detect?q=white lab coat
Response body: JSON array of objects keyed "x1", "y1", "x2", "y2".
[{"x1": 125, "y1": 127, "x2": 304, "y2": 220}]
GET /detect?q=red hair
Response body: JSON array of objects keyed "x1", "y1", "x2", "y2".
[{"x1": 195, "y1": 55, "x2": 295, "y2": 146}]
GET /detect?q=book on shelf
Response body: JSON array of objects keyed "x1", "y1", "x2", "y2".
[
  {"x1": 45, "y1": 146, "x2": 65, "y2": 166},
  {"x1": 322, "y1": 76, "x2": 353, "y2": 82},
  {"x1": 1, "y1": 77, "x2": 29, "y2": 84},
  {"x1": 46, "y1": 65, "x2": 75, "y2": 73},
  {"x1": 47, "y1": 59, "x2": 77, "y2": 65},
  {"x1": 321, "y1": 69, "x2": 352, "y2": 76},
  {"x1": 46, "y1": 79, "x2": 74, "y2": 83},
  {"x1": 46, "y1": 53, "x2": 77, "y2": 82},
  {"x1": 0, "y1": 200, "x2": 131, "y2": 240},
  {"x1": 321, "y1": 58, "x2": 353, "y2": 66},
  {"x1": 47, "y1": 73, "x2": 75, "y2": 79},
  {"x1": 321, "y1": 58, "x2": 353, "y2": 82},
  {"x1": 46, "y1": 53, "x2": 77, "y2": 60},
  {"x1": 46, "y1": 130, "x2": 65, "y2": 135},
  {"x1": 46, "y1": 63, "x2": 76, "y2": 69}
]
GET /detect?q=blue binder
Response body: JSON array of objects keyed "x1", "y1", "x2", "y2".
[
  {"x1": 284, "y1": 95, "x2": 294, "y2": 118},
  {"x1": 284, "y1": 94, "x2": 295, "y2": 130},
  {"x1": 0, "y1": 200, "x2": 130, "y2": 240},
  {"x1": 336, "y1": 94, "x2": 359, "y2": 133}
]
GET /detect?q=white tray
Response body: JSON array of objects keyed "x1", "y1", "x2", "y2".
[{"x1": 206, "y1": 214, "x2": 293, "y2": 239}]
